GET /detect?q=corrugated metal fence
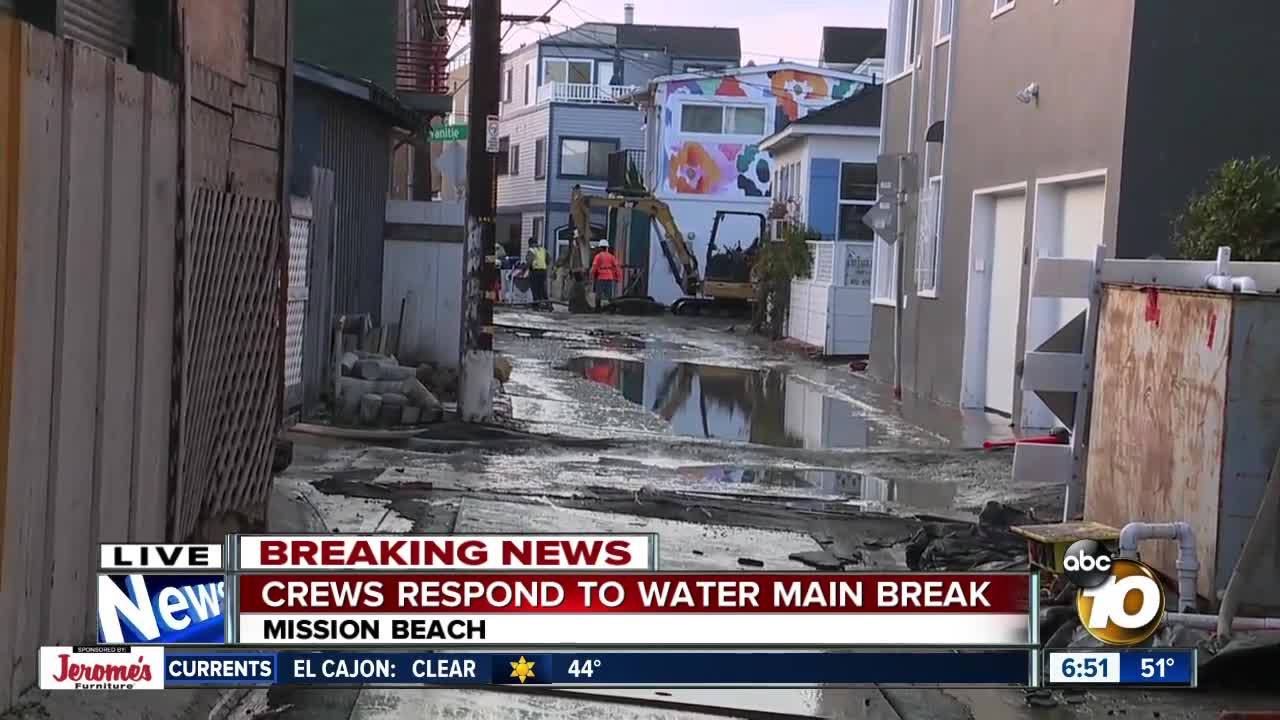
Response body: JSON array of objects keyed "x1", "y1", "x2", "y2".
[
  {"x1": 63, "y1": 0, "x2": 134, "y2": 59},
  {"x1": 291, "y1": 82, "x2": 392, "y2": 323},
  {"x1": 301, "y1": 168, "x2": 336, "y2": 417},
  {"x1": 0, "y1": 22, "x2": 178, "y2": 704}
]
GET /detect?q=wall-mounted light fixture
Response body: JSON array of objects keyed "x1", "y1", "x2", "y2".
[{"x1": 1015, "y1": 83, "x2": 1040, "y2": 105}]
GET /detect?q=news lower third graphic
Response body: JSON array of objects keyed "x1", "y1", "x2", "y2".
[
  {"x1": 1062, "y1": 540, "x2": 1166, "y2": 646},
  {"x1": 97, "y1": 574, "x2": 226, "y2": 644}
]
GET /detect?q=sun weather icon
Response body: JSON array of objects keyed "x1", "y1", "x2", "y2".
[{"x1": 510, "y1": 656, "x2": 536, "y2": 683}]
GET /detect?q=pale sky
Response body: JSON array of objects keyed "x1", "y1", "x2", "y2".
[{"x1": 477, "y1": 0, "x2": 889, "y2": 66}]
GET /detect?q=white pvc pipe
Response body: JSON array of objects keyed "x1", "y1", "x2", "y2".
[
  {"x1": 1118, "y1": 521, "x2": 1199, "y2": 611},
  {"x1": 1167, "y1": 613, "x2": 1280, "y2": 631},
  {"x1": 1203, "y1": 246, "x2": 1259, "y2": 294}
]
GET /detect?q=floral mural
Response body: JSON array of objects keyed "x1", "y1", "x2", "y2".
[{"x1": 660, "y1": 67, "x2": 865, "y2": 199}]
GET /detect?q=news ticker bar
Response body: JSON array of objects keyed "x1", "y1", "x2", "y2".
[
  {"x1": 1046, "y1": 649, "x2": 1196, "y2": 687},
  {"x1": 54, "y1": 648, "x2": 1033, "y2": 688},
  {"x1": 41, "y1": 647, "x2": 1200, "y2": 690}
]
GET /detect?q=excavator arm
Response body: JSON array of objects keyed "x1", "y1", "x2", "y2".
[{"x1": 569, "y1": 185, "x2": 702, "y2": 296}]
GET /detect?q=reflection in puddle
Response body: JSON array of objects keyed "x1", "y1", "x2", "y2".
[
  {"x1": 675, "y1": 465, "x2": 957, "y2": 508},
  {"x1": 564, "y1": 356, "x2": 877, "y2": 449}
]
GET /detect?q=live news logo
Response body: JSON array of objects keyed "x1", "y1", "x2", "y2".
[{"x1": 100, "y1": 544, "x2": 223, "y2": 571}]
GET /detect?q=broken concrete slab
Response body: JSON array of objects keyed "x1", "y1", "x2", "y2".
[
  {"x1": 401, "y1": 379, "x2": 442, "y2": 412},
  {"x1": 354, "y1": 358, "x2": 418, "y2": 381},
  {"x1": 349, "y1": 688, "x2": 754, "y2": 720},
  {"x1": 359, "y1": 394, "x2": 383, "y2": 425},
  {"x1": 452, "y1": 498, "x2": 821, "y2": 571},
  {"x1": 788, "y1": 549, "x2": 845, "y2": 570},
  {"x1": 566, "y1": 687, "x2": 901, "y2": 719}
]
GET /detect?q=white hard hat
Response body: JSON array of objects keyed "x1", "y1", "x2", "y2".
[{"x1": 597, "y1": 239, "x2": 609, "y2": 248}]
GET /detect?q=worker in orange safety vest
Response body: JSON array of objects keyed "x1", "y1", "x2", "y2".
[{"x1": 590, "y1": 239, "x2": 621, "y2": 310}]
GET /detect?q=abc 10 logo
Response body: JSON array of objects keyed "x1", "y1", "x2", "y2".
[{"x1": 1064, "y1": 540, "x2": 1166, "y2": 646}]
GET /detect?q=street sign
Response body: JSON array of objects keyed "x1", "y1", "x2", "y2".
[
  {"x1": 429, "y1": 125, "x2": 468, "y2": 143},
  {"x1": 485, "y1": 115, "x2": 500, "y2": 153}
]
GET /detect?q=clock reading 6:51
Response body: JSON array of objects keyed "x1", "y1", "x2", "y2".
[{"x1": 1060, "y1": 657, "x2": 1108, "y2": 678}]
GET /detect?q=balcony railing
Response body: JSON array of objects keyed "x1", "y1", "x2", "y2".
[
  {"x1": 395, "y1": 40, "x2": 449, "y2": 96},
  {"x1": 607, "y1": 150, "x2": 648, "y2": 196},
  {"x1": 536, "y1": 82, "x2": 637, "y2": 105}
]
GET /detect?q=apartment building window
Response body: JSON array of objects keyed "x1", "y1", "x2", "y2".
[
  {"x1": 544, "y1": 58, "x2": 593, "y2": 85},
  {"x1": 994, "y1": 0, "x2": 1014, "y2": 13},
  {"x1": 532, "y1": 217, "x2": 544, "y2": 246},
  {"x1": 559, "y1": 137, "x2": 618, "y2": 179},
  {"x1": 838, "y1": 163, "x2": 876, "y2": 242},
  {"x1": 510, "y1": 143, "x2": 521, "y2": 176},
  {"x1": 504, "y1": 69, "x2": 513, "y2": 102},
  {"x1": 496, "y1": 137, "x2": 511, "y2": 176},
  {"x1": 887, "y1": 0, "x2": 921, "y2": 76},
  {"x1": 534, "y1": 138, "x2": 547, "y2": 179},
  {"x1": 523, "y1": 64, "x2": 532, "y2": 103},
  {"x1": 936, "y1": 0, "x2": 953, "y2": 41},
  {"x1": 916, "y1": 176, "x2": 942, "y2": 295},
  {"x1": 680, "y1": 104, "x2": 768, "y2": 135}
]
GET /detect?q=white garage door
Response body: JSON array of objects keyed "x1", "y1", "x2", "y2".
[{"x1": 984, "y1": 193, "x2": 1026, "y2": 415}]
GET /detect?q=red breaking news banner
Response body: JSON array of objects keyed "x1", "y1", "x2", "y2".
[{"x1": 237, "y1": 573, "x2": 1031, "y2": 613}]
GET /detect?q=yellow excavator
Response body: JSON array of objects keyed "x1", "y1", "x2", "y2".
[{"x1": 567, "y1": 185, "x2": 767, "y2": 315}]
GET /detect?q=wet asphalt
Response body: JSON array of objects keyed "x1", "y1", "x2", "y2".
[{"x1": 232, "y1": 308, "x2": 1275, "y2": 720}]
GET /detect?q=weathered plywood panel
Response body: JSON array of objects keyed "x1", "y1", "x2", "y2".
[
  {"x1": 190, "y1": 101, "x2": 232, "y2": 190},
  {"x1": 251, "y1": 0, "x2": 288, "y2": 67},
  {"x1": 234, "y1": 72, "x2": 280, "y2": 116},
  {"x1": 230, "y1": 139, "x2": 280, "y2": 198},
  {"x1": 51, "y1": 42, "x2": 111, "y2": 644},
  {"x1": 189, "y1": 61, "x2": 234, "y2": 114},
  {"x1": 232, "y1": 105, "x2": 280, "y2": 149},
  {"x1": 185, "y1": 0, "x2": 249, "y2": 85},
  {"x1": 132, "y1": 77, "x2": 179, "y2": 542},
  {"x1": 3, "y1": 25, "x2": 64, "y2": 700},
  {"x1": 1086, "y1": 286, "x2": 1231, "y2": 601}
]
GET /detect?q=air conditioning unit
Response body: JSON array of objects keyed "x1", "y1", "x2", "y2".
[{"x1": 770, "y1": 219, "x2": 787, "y2": 242}]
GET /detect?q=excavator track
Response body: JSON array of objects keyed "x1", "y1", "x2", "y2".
[{"x1": 671, "y1": 297, "x2": 751, "y2": 317}]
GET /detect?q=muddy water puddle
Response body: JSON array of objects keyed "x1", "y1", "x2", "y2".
[{"x1": 563, "y1": 356, "x2": 895, "y2": 450}]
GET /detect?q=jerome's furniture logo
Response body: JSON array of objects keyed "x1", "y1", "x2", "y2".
[{"x1": 40, "y1": 646, "x2": 164, "y2": 690}]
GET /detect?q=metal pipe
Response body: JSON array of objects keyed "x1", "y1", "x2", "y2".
[
  {"x1": 1217, "y1": 444, "x2": 1280, "y2": 638},
  {"x1": 1167, "y1": 613, "x2": 1280, "y2": 631},
  {"x1": 1118, "y1": 521, "x2": 1199, "y2": 611}
]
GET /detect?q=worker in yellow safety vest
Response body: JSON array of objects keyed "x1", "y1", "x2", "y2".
[{"x1": 525, "y1": 237, "x2": 548, "y2": 304}]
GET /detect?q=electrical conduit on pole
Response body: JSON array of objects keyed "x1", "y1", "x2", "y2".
[{"x1": 459, "y1": 0, "x2": 501, "y2": 423}]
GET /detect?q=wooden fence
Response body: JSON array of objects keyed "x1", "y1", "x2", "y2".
[
  {"x1": 172, "y1": 189, "x2": 282, "y2": 542},
  {"x1": 0, "y1": 22, "x2": 179, "y2": 704}
]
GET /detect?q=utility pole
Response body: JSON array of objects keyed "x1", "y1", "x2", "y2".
[{"x1": 458, "y1": 0, "x2": 501, "y2": 423}]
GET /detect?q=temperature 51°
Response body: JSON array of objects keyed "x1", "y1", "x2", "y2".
[
  {"x1": 1141, "y1": 657, "x2": 1176, "y2": 679},
  {"x1": 567, "y1": 659, "x2": 603, "y2": 678}
]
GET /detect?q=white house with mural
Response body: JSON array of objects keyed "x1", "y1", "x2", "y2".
[{"x1": 629, "y1": 63, "x2": 879, "y2": 305}]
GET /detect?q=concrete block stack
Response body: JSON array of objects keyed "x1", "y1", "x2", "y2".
[{"x1": 334, "y1": 351, "x2": 444, "y2": 427}]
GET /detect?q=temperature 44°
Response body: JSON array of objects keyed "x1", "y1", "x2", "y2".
[{"x1": 567, "y1": 659, "x2": 603, "y2": 679}]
